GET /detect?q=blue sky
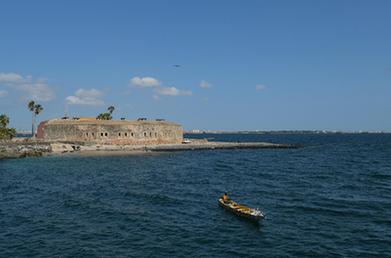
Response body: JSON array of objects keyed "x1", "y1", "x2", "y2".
[{"x1": 0, "y1": 0, "x2": 390, "y2": 131}]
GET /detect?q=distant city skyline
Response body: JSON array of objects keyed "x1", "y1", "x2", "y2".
[{"x1": 1, "y1": 0, "x2": 390, "y2": 131}]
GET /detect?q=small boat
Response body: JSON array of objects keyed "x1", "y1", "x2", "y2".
[{"x1": 219, "y1": 197, "x2": 265, "y2": 221}]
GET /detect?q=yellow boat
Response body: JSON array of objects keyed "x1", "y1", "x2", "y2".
[{"x1": 219, "y1": 197, "x2": 264, "y2": 221}]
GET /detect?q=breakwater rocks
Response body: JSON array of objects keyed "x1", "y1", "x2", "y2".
[
  {"x1": 0, "y1": 141, "x2": 51, "y2": 159},
  {"x1": 146, "y1": 141, "x2": 296, "y2": 151},
  {"x1": 50, "y1": 140, "x2": 296, "y2": 154},
  {"x1": 0, "y1": 139, "x2": 297, "y2": 160}
]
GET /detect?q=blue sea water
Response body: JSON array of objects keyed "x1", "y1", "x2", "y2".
[{"x1": 1, "y1": 134, "x2": 390, "y2": 257}]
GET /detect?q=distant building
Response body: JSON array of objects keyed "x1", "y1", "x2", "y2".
[{"x1": 36, "y1": 118, "x2": 183, "y2": 145}]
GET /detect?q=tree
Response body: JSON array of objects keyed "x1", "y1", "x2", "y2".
[
  {"x1": 28, "y1": 100, "x2": 35, "y2": 135},
  {"x1": 0, "y1": 114, "x2": 16, "y2": 140},
  {"x1": 0, "y1": 114, "x2": 9, "y2": 128},
  {"x1": 108, "y1": 106, "x2": 115, "y2": 114},
  {"x1": 27, "y1": 100, "x2": 44, "y2": 137},
  {"x1": 96, "y1": 112, "x2": 112, "y2": 120},
  {"x1": 34, "y1": 104, "x2": 43, "y2": 116},
  {"x1": 96, "y1": 106, "x2": 115, "y2": 120}
]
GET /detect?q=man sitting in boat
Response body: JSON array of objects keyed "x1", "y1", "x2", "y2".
[{"x1": 222, "y1": 193, "x2": 230, "y2": 203}]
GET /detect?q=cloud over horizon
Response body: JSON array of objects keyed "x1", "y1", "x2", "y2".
[
  {"x1": 65, "y1": 88, "x2": 105, "y2": 106},
  {"x1": 0, "y1": 72, "x2": 55, "y2": 101}
]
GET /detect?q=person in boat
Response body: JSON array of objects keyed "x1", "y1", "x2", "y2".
[{"x1": 222, "y1": 192, "x2": 229, "y2": 203}]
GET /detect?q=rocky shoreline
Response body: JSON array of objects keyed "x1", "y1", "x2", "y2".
[
  {"x1": 0, "y1": 141, "x2": 51, "y2": 159},
  {"x1": 0, "y1": 138, "x2": 297, "y2": 160}
]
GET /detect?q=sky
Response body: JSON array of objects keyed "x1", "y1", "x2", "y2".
[{"x1": 0, "y1": 0, "x2": 390, "y2": 131}]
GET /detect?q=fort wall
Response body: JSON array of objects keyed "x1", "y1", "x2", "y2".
[{"x1": 37, "y1": 119, "x2": 183, "y2": 145}]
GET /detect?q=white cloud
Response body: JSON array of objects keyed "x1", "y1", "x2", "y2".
[
  {"x1": 65, "y1": 88, "x2": 104, "y2": 106},
  {"x1": 16, "y1": 82, "x2": 55, "y2": 101},
  {"x1": 0, "y1": 72, "x2": 23, "y2": 83},
  {"x1": 0, "y1": 90, "x2": 8, "y2": 97},
  {"x1": 154, "y1": 86, "x2": 192, "y2": 96},
  {"x1": 130, "y1": 75, "x2": 192, "y2": 97},
  {"x1": 255, "y1": 84, "x2": 266, "y2": 91},
  {"x1": 200, "y1": 80, "x2": 212, "y2": 89},
  {"x1": 0, "y1": 72, "x2": 56, "y2": 101},
  {"x1": 129, "y1": 76, "x2": 161, "y2": 88}
]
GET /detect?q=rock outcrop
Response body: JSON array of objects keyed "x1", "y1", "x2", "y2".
[{"x1": 0, "y1": 140, "x2": 51, "y2": 159}]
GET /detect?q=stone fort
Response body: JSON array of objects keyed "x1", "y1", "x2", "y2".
[{"x1": 36, "y1": 118, "x2": 183, "y2": 145}]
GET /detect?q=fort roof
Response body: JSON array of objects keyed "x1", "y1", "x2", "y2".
[{"x1": 45, "y1": 118, "x2": 181, "y2": 127}]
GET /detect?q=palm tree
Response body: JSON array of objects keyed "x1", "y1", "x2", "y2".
[
  {"x1": 28, "y1": 100, "x2": 35, "y2": 112},
  {"x1": 34, "y1": 104, "x2": 43, "y2": 116},
  {"x1": 97, "y1": 106, "x2": 115, "y2": 120},
  {"x1": 96, "y1": 112, "x2": 111, "y2": 120},
  {"x1": 28, "y1": 100, "x2": 35, "y2": 136},
  {"x1": 27, "y1": 101, "x2": 44, "y2": 137},
  {"x1": 108, "y1": 106, "x2": 115, "y2": 114}
]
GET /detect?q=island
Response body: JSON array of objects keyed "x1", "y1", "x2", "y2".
[{"x1": 0, "y1": 117, "x2": 296, "y2": 160}]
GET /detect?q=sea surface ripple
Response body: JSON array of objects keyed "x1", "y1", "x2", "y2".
[{"x1": 1, "y1": 134, "x2": 391, "y2": 257}]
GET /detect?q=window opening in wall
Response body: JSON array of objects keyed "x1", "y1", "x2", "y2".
[
  {"x1": 101, "y1": 133, "x2": 104, "y2": 137},
  {"x1": 125, "y1": 132, "x2": 128, "y2": 137},
  {"x1": 131, "y1": 132, "x2": 134, "y2": 137},
  {"x1": 86, "y1": 132, "x2": 89, "y2": 137},
  {"x1": 144, "y1": 132, "x2": 147, "y2": 137},
  {"x1": 150, "y1": 132, "x2": 152, "y2": 137},
  {"x1": 92, "y1": 132, "x2": 95, "y2": 137},
  {"x1": 155, "y1": 132, "x2": 157, "y2": 137},
  {"x1": 105, "y1": 133, "x2": 108, "y2": 137},
  {"x1": 119, "y1": 132, "x2": 121, "y2": 137}
]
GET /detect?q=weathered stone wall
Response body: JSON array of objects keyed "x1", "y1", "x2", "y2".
[{"x1": 38, "y1": 119, "x2": 183, "y2": 145}]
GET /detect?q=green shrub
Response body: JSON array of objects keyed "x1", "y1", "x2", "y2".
[{"x1": 0, "y1": 114, "x2": 16, "y2": 140}]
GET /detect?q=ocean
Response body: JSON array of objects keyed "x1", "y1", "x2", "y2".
[{"x1": 1, "y1": 134, "x2": 390, "y2": 257}]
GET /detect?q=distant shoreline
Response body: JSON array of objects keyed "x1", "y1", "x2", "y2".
[
  {"x1": 185, "y1": 130, "x2": 390, "y2": 135},
  {"x1": 16, "y1": 131, "x2": 390, "y2": 137}
]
